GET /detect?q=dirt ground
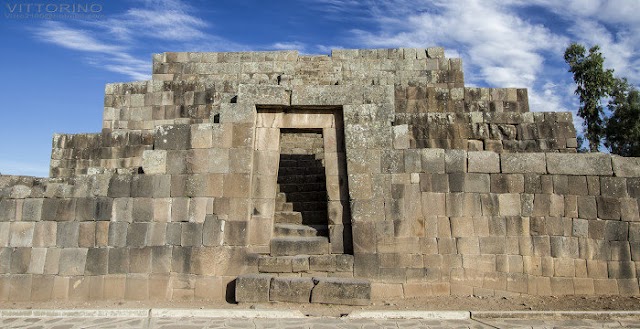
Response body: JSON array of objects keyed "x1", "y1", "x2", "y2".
[{"x1": 2, "y1": 296, "x2": 640, "y2": 317}]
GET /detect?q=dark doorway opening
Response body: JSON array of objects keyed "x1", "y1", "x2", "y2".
[{"x1": 274, "y1": 129, "x2": 329, "y2": 237}]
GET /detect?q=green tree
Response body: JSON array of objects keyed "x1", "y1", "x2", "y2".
[
  {"x1": 564, "y1": 43, "x2": 615, "y2": 152},
  {"x1": 604, "y1": 78, "x2": 640, "y2": 156}
]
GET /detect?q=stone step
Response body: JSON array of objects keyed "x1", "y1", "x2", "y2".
[
  {"x1": 277, "y1": 174, "x2": 326, "y2": 184},
  {"x1": 283, "y1": 191, "x2": 327, "y2": 202},
  {"x1": 270, "y1": 237, "x2": 329, "y2": 256},
  {"x1": 275, "y1": 201, "x2": 294, "y2": 212},
  {"x1": 258, "y1": 254, "x2": 354, "y2": 273},
  {"x1": 235, "y1": 274, "x2": 370, "y2": 306},
  {"x1": 279, "y1": 159, "x2": 324, "y2": 168},
  {"x1": 278, "y1": 183, "x2": 327, "y2": 193},
  {"x1": 299, "y1": 211, "x2": 328, "y2": 225},
  {"x1": 274, "y1": 211, "x2": 302, "y2": 224},
  {"x1": 274, "y1": 223, "x2": 327, "y2": 237},
  {"x1": 290, "y1": 202, "x2": 327, "y2": 212},
  {"x1": 278, "y1": 166, "x2": 325, "y2": 176}
]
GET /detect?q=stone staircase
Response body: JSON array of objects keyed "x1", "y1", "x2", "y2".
[
  {"x1": 236, "y1": 138, "x2": 370, "y2": 306},
  {"x1": 270, "y1": 153, "x2": 330, "y2": 256}
]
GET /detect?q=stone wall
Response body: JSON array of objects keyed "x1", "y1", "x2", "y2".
[
  {"x1": 0, "y1": 47, "x2": 636, "y2": 303},
  {"x1": 347, "y1": 150, "x2": 640, "y2": 298}
]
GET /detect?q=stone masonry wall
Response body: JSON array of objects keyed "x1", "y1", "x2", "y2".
[
  {"x1": 0, "y1": 47, "x2": 636, "y2": 303},
  {"x1": 347, "y1": 150, "x2": 640, "y2": 298}
]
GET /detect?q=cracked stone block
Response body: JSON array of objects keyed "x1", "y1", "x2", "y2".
[
  {"x1": 269, "y1": 277, "x2": 314, "y2": 303},
  {"x1": 235, "y1": 274, "x2": 271, "y2": 303},
  {"x1": 311, "y1": 277, "x2": 370, "y2": 306}
]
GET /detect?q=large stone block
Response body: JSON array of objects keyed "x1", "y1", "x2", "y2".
[
  {"x1": 108, "y1": 222, "x2": 128, "y2": 247},
  {"x1": 237, "y1": 85, "x2": 289, "y2": 106},
  {"x1": 0, "y1": 199, "x2": 16, "y2": 222},
  {"x1": 310, "y1": 277, "x2": 370, "y2": 306},
  {"x1": 85, "y1": 248, "x2": 108, "y2": 275},
  {"x1": 612, "y1": 156, "x2": 640, "y2": 177},
  {"x1": 190, "y1": 124, "x2": 213, "y2": 149},
  {"x1": 597, "y1": 197, "x2": 621, "y2": 220},
  {"x1": 270, "y1": 237, "x2": 328, "y2": 256},
  {"x1": 154, "y1": 124, "x2": 191, "y2": 150},
  {"x1": 547, "y1": 153, "x2": 613, "y2": 176},
  {"x1": 258, "y1": 256, "x2": 292, "y2": 273},
  {"x1": 10, "y1": 248, "x2": 30, "y2": 274},
  {"x1": 127, "y1": 223, "x2": 149, "y2": 247},
  {"x1": 58, "y1": 248, "x2": 87, "y2": 276},
  {"x1": 420, "y1": 149, "x2": 445, "y2": 173},
  {"x1": 445, "y1": 193, "x2": 481, "y2": 217},
  {"x1": 293, "y1": 85, "x2": 365, "y2": 106},
  {"x1": 22, "y1": 198, "x2": 44, "y2": 222},
  {"x1": 181, "y1": 222, "x2": 203, "y2": 246},
  {"x1": 501, "y1": 153, "x2": 546, "y2": 174},
  {"x1": 449, "y1": 173, "x2": 490, "y2": 193},
  {"x1": 56, "y1": 222, "x2": 79, "y2": 248},
  {"x1": 131, "y1": 175, "x2": 171, "y2": 198},
  {"x1": 628, "y1": 178, "x2": 640, "y2": 198},
  {"x1": 270, "y1": 277, "x2": 314, "y2": 303},
  {"x1": 468, "y1": 151, "x2": 500, "y2": 173},
  {"x1": 202, "y1": 215, "x2": 224, "y2": 246},
  {"x1": 490, "y1": 174, "x2": 524, "y2": 193},
  {"x1": 151, "y1": 246, "x2": 172, "y2": 273},
  {"x1": 132, "y1": 198, "x2": 154, "y2": 222},
  {"x1": 10, "y1": 222, "x2": 34, "y2": 247},
  {"x1": 599, "y1": 177, "x2": 627, "y2": 199},
  {"x1": 235, "y1": 274, "x2": 271, "y2": 303},
  {"x1": 171, "y1": 246, "x2": 191, "y2": 273},
  {"x1": 445, "y1": 149, "x2": 467, "y2": 173},
  {"x1": 187, "y1": 149, "x2": 230, "y2": 174},
  {"x1": 32, "y1": 222, "x2": 57, "y2": 247},
  {"x1": 621, "y1": 198, "x2": 640, "y2": 221},
  {"x1": 108, "y1": 175, "x2": 132, "y2": 197}
]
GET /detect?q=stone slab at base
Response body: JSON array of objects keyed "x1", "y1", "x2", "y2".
[
  {"x1": 235, "y1": 274, "x2": 371, "y2": 306},
  {"x1": 310, "y1": 277, "x2": 371, "y2": 306}
]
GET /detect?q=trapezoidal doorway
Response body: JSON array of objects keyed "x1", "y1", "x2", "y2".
[
  {"x1": 276, "y1": 129, "x2": 329, "y2": 234},
  {"x1": 250, "y1": 107, "x2": 352, "y2": 255}
]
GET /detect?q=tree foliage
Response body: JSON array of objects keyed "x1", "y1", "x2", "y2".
[
  {"x1": 564, "y1": 43, "x2": 615, "y2": 152},
  {"x1": 604, "y1": 78, "x2": 640, "y2": 156}
]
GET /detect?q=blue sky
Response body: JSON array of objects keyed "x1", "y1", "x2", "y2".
[{"x1": 1, "y1": 0, "x2": 639, "y2": 177}]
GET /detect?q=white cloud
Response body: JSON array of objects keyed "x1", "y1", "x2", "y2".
[
  {"x1": 315, "y1": 0, "x2": 639, "y2": 134},
  {"x1": 33, "y1": 21, "x2": 150, "y2": 80},
  {"x1": 345, "y1": 0, "x2": 572, "y2": 116},
  {"x1": 525, "y1": 0, "x2": 640, "y2": 83},
  {"x1": 269, "y1": 42, "x2": 307, "y2": 52},
  {"x1": 34, "y1": 21, "x2": 123, "y2": 53},
  {"x1": 96, "y1": 0, "x2": 208, "y2": 42},
  {"x1": 30, "y1": 0, "x2": 223, "y2": 80}
]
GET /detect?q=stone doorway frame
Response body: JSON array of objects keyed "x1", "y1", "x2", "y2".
[
  {"x1": 251, "y1": 107, "x2": 350, "y2": 254},
  {"x1": 237, "y1": 84, "x2": 395, "y2": 259}
]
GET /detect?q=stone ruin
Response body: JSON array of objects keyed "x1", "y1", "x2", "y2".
[{"x1": 0, "y1": 47, "x2": 639, "y2": 305}]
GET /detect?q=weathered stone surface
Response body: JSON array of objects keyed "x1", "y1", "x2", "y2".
[
  {"x1": 258, "y1": 256, "x2": 292, "y2": 273},
  {"x1": 7, "y1": 47, "x2": 640, "y2": 303},
  {"x1": 445, "y1": 150, "x2": 467, "y2": 173},
  {"x1": 154, "y1": 124, "x2": 191, "y2": 150},
  {"x1": 220, "y1": 103, "x2": 258, "y2": 125},
  {"x1": 612, "y1": 156, "x2": 640, "y2": 178},
  {"x1": 141, "y1": 150, "x2": 167, "y2": 174},
  {"x1": 237, "y1": 85, "x2": 289, "y2": 106},
  {"x1": 270, "y1": 277, "x2": 314, "y2": 303},
  {"x1": 310, "y1": 277, "x2": 370, "y2": 306},
  {"x1": 501, "y1": 153, "x2": 546, "y2": 174},
  {"x1": 547, "y1": 153, "x2": 613, "y2": 176},
  {"x1": 270, "y1": 237, "x2": 329, "y2": 256},
  {"x1": 235, "y1": 274, "x2": 271, "y2": 303},
  {"x1": 468, "y1": 151, "x2": 500, "y2": 173}
]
